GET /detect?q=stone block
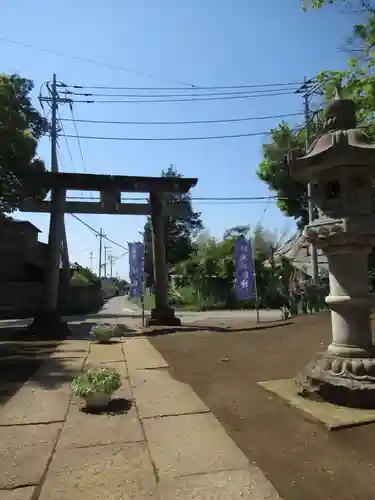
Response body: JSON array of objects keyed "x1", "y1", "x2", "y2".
[
  {"x1": 258, "y1": 378, "x2": 375, "y2": 430},
  {"x1": 59, "y1": 384, "x2": 143, "y2": 448},
  {"x1": 0, "y1": 382, "x2": 71, "y2": 425},
  {"x1": 0, "y1": 423, "x2": 60, "y2": 489},
  {"x1": 122, "y1": 338, "x2": 168, "y2": 370},
  {"x1": 38, "y1": 443, "x2": 157, "y2": 500},
  {"x1": 143, "y1": 413, "x2": 249, "y2": 478},
  {"x1": 0, "y1": 486, "x2": 36, "y2": 500},
  {"x1": 158, "y1": 468, "x2": 281, "y2": 500},
  {"x1": 131, "y1": 369, "x2": 209, "y2": 418}
]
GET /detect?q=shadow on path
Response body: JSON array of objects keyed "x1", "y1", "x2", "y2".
[{"x1": 80, "y1": 398, "x2": 133, "y2": 416}]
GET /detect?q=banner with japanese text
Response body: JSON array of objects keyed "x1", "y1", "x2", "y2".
[
  {"x1": 234, "y1": 239, "x2": 256, "y2": 301},
  {"x1": 128, "y1": 242, "x2": 145, "y2": 297}
]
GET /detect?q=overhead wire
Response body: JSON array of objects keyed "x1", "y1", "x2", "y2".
[
  {"x1": 69, "y1": 104, "x2": 86, "y2": 170},
  {"x1": 59, "y1": 130, "x2": 284, "y2": 141},
  {"x1": 65, "y1": 195, "x2": 287, "y2": 202},
  {"x1": 0, "y1": 36, "x2": 195, "y2": 88},
  {"x1": 59, "y1": 81, "x2": 305, "y2": 91},
  {"x1": 70, "y1": 214, "x2": 128, "y2": 252},
  {"x1": 59, "y1": 111, "x2": 304, "y2": 126},
  {"x1": 68, "y1": 90, "x2": 298, "y2": 104},
  {"x1": 61, "y1": 87, "x2": 301, "y2": 98},
  {"x1": 56, "y1": 108, "x2": 76, "y2": 172}
]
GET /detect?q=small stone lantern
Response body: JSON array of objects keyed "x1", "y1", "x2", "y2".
[{"x1": 287, "y1": 88, "x2": 375, "y2": 408}]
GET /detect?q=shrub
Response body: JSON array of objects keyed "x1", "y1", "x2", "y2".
[
  {"x1": 90, "y1": 324, "x2": 115, "y2": 343},
  {"x1": 71, "y1": 367, "x2": 122, "y2": 398}
]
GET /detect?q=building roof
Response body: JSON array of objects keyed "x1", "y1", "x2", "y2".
[
  {"x1": 0, "y1": 218, "x2": 41, "y2": 233},
  {"x1": 275, "y1": 230, "x2": 328, "y2": 277}
]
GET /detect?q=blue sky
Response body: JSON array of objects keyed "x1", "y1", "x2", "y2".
[{"x1": 1, "y1": 0, "x2": 359, "y2": 278}]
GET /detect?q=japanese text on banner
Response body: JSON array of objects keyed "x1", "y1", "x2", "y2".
[{"x1": 234, "y1": 239, "x2": 256, "y2": 301}]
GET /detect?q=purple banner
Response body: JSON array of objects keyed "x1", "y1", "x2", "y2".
[
  {"x1": 234, "y1": 239, "x2": 256, "y2": 301},
  {"x1": 128, "y1": 242, "x2": 145, "y2": 297}
]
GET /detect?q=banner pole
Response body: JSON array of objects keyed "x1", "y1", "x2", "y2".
[{"x1": 251, "y1": 237, "x2": 260, "y2": 323}]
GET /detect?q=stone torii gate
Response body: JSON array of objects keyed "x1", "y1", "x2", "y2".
[{"x1": 19, "y1": 171, "x2": 198, "y2": 330}]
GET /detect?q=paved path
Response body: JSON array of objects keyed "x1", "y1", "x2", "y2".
[
  {"x1": 0, "y1": 297, "x2": 282, "y2": 334},
  {"x1": 82, "y1": 296, "x2": 282, "y2": 325},
  {"x1": 0, "y1": 332, "x2": 281, "y2": 499}
]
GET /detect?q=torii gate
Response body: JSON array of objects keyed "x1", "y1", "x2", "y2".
[{"x1": 19, "y1": 171, "x2": 198, "y2": 330}]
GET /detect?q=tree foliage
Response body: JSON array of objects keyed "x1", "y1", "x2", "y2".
[
  {"x1": 0, "y1": 74, "x2": 49, "y2": 213},
  {"x1": 143, "y1": 165, "x2": 203, "y2": 285},
  {"x1": 256, "y1": 123, "x2": 310, "y2": 228},
  {"x1": 258, "y1": 1, "x2": 375, "y2": 225},
  {"x1": 173, "y1": 225, "x2": 290, "y2": 309}
]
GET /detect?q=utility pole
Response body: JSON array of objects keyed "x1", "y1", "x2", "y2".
[
  {"x1": 104, "y1": 245, "x2": 111, "y2": 278},
  {"x1": 89, "y1": 251, "x2": 93, "y2": 271},
  {"x1": 51, "y1": 74, "x2": 58, "y2": 173},
  {"x1": 43, "y1": 73, "x2": 66, "y2": 319},
  {"x1": 97, "y1": 229, "x2": 104, "y2": 278},
  {"x1": 109, "y1": 254, "x2": 114, "y2": 278},
  {"x1": 303, "y1": 76, "x2": 319, "y2": 284}
]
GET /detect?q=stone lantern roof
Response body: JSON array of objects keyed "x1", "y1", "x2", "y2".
[{"x1": 288, "y1": 86, "x2": 375, "y2": 183}]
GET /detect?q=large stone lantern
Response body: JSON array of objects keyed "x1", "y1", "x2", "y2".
[{"x1": 287, "y1": 88, "x2": 375, "y2": 408}]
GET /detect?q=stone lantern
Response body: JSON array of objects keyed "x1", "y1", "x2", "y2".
[{"x1": 287, "y1": 88, "x2": 375, "y2": 408}]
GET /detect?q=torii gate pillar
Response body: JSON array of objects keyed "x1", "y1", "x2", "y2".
[{"x1": 147, "y1": 191, "x2": 181, "y2": 326}]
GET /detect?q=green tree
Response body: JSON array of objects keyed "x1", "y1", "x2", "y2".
[
  {"x1": 174, "y1": 225, "x2": 289, "y2": 309},
  {"x1": 258, "y1": 0, "x2": 375, "y2": 225},
  {"x1": 143, "y1": 165, "x2": 203, "y2": 285},
  {"x1": 0, "y1": 74, "x2": 49, "y2": 213},
  {"x1": 256, "y1": 123, "x2": 309, "y2": 227}
]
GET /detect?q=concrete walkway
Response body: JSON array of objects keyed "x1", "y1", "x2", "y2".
[{"x1": 0, "y1": 334, "x2": 281, "y2": 499}]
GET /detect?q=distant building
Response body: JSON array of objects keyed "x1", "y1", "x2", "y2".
[
  {"x1": 0, "y1": 218, "x2": 48, "y2": 317},
  {"x1": 274, "y1": 230, "x2": 328, "y2": 282}
]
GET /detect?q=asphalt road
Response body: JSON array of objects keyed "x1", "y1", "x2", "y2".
[
  {"x1": 118, "y1": 296, "x2": 282, "y2": 323},
  {"x1": 0, "y1": 296, "x2": 282, "y2": 331}
]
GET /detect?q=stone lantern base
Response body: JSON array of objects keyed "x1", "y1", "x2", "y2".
[{"x1": 296, "y1": 350, "x2": 375, "y2": 409}]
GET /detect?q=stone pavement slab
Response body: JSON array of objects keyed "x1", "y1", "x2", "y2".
[
  {"x1": 131, "y1": 368, "x2": 209, "y2": 418},
  {"x1": 38, "y1": 442, "x2": 157, "y2": 500},
  {"x1": 0, "y1": 423, "x2": 61, "y2": 489},
  {"x1": 0, "y1": 382, "x2": 71, "y2": 425},
  {"x1": 31, "y1": 357, "x2": 85, "y2": 381},
  {"x1": 0, "y1": 486, "x2": 36, "y2": 500},
  {"x1": 122, "y1": 338, "x2": 168, "y2": 370},
  {"x1": 259, "y1": 378, "x2": 375, "y2": 430},
  {"x1": 143, "y1": 413, "x2": 249, "y2": 478},
  {"x1": 59, "y1": 384, "x2": 144, "y2": 448},
  {"x1": 86, "y1": 341, "x2": 124, "y2": 363},
  {"x1": 83, "y1": 360, "x2": 128, "y2": 378},
  {"x1": 158, "y1": 468, "x2": 281, "y2": 500}
]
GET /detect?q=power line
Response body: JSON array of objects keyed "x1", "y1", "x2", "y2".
[
  {"x1": 61, "y1": 87, "x2": 301, "y2": 98},
  {"x1": 65, "y1": 195, "x2": 286, "y2": 202},
  {"x1": 56, "y1": 108, "x2": 76, "y2": 171},
  {"x1": 70, "y1": 213, "x2": 128, "y2": 252},
  {"x1": 69, "y1": 90, "x2": 297, "y2": 104},
  {"x1": 69, "y1": 104, "x2": 86, "y2": 169},
  {"x1": 60, "y1": 81, "x2": 305, "y2": 91},
  {"x1": 0, "y1": 36, "x2": 195, "y2": 88},
  {"x1": 59, "y1": 111, "x2": 304, "y2": 126},
  {"x1": 59, "y1": 130, "x2": 276, "y2": 141}
]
